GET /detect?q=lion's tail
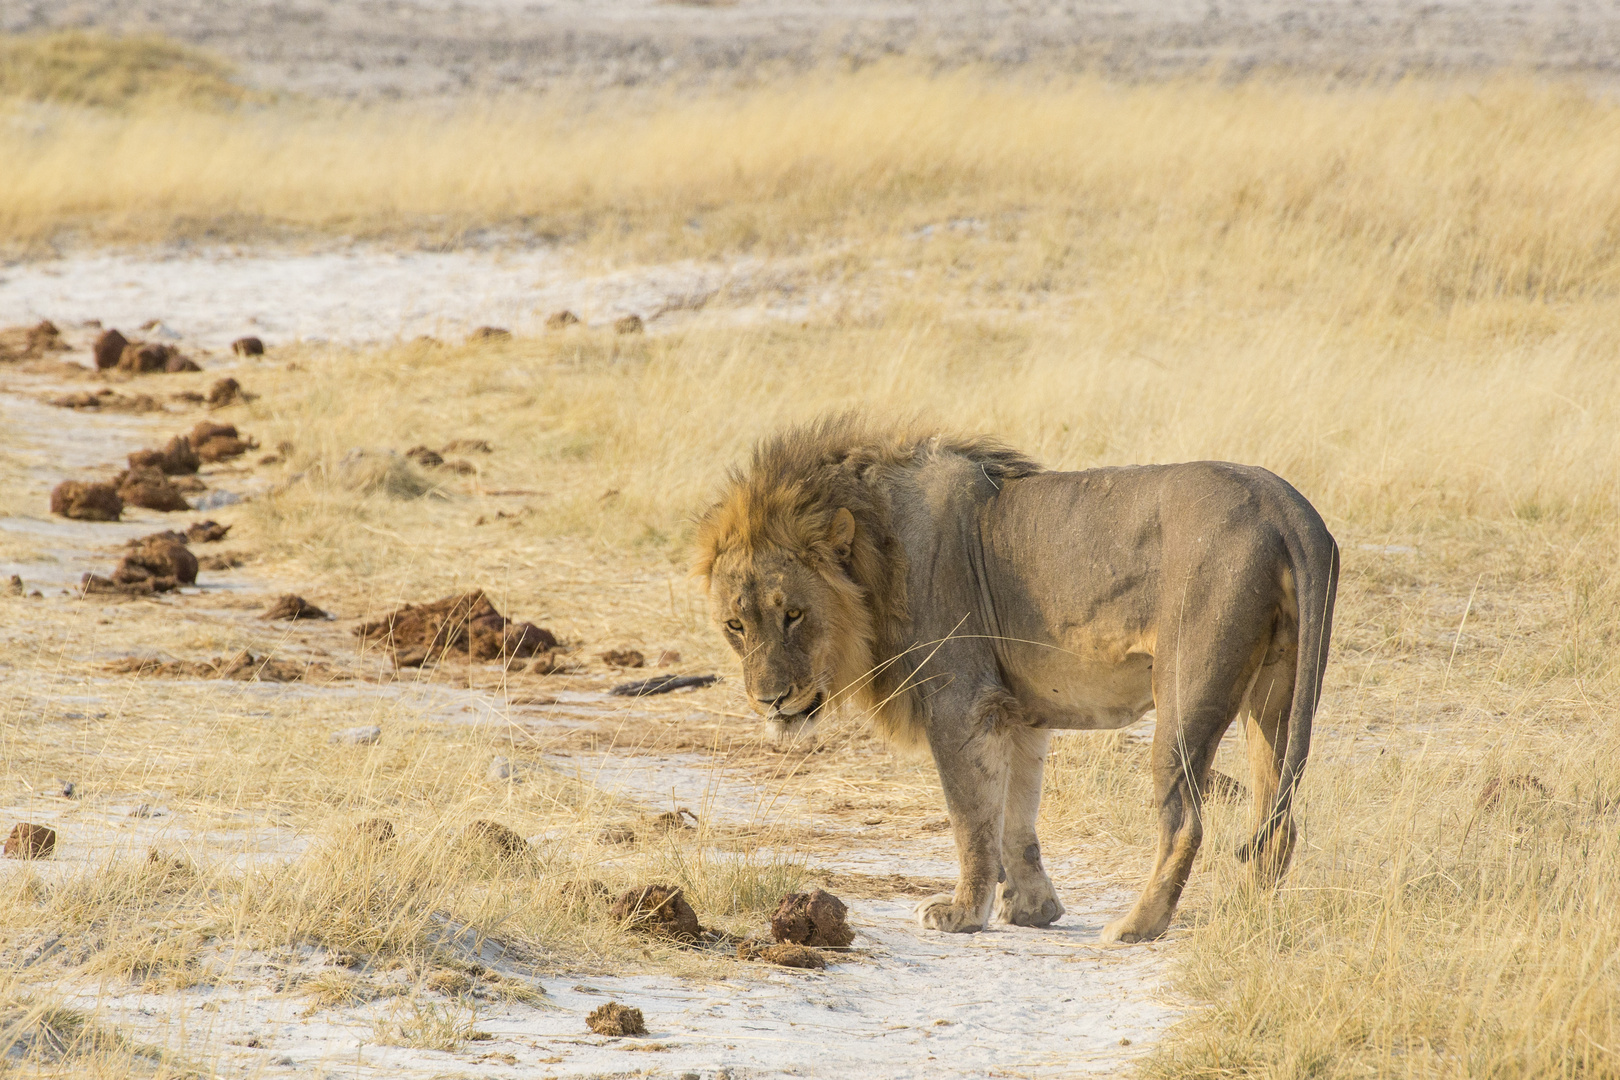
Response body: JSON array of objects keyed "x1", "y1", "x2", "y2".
[{"x1": 1236, "y1": 521, "x2": 1339, "y2": 865}]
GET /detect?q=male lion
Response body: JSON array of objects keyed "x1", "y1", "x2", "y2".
[{"x1": 695, "y1": 416, "x2": 1337, "y2": 942}]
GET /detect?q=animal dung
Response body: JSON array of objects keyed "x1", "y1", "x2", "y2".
[
  {"x1": 770, "y1": 888, "x2": 855, "y2": 948},
  {"x1": 599, "y1": 648, "x2": 645, "y2": 668},
  {"x1": 207, "y1": 377, "x2": 247, "y2": 405},
  {"x1": 0, "y1": 320, "x2": 67, "y2": 362},
  {"x1": 586, "y1": 1001, "x2": 646, "y2": 1037},
  {"x1": 608, "y1": 884, "x2": 701, "y2": 942},
  {"x1": 92, "y1": 328, "x2": 128, "y2": 369},
  {"x1": 356, "y1": 817, "x2": 397, "y2": 844},
  {"x1": 231, "y1": 336, "x2": 264, "y2": 356},
  {"x1": 463, "y1": 819, "x2": 529, "y2": 858},
  {"x1": 544, "y1": 310, "x2": 580, "y2": 330},
  {"x1": 261, "y1": 594, "x2": 328, "y2": 620},
  {"x1": 50, "y1": 480, "x2": 123, "y2": 521},
  {"x1": 737, "y1": 939, "x2": 827, "y2": 969},
  {"x1": 354, "y1": 590, "x2": 557, "y2": 667},
  {"x1": 613, "y1": 314, "x2": 644, "y2": 334},
  {"x1": 1478, "y1": 773, "x2": 1552, "y2": 810},
  {"x1": 117, "y1": 467, "x2": 192, "y2": 512},
  {"x1": 467, "y1": 326, "x2": 512, "y2": 344},
  {"x1": 185, "y1": 520, "x2": 231, "y2": 543},
  {"x1": 4, "y1": 823, "x2": 56, "y2": 859},
  {"x1": 190, "y1": 420, "x2": 254, "y2": 462},
  {"x1": 128, "y1": 436, "x2": 200, "y2": 475}
]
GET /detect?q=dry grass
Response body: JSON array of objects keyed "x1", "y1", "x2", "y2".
[
  {"x1": 3, "y1": 54, "x2": 1620, "y2": 1078},
  {"x1": 0, "y1": 32, "x2": 251, "y2": 111}
]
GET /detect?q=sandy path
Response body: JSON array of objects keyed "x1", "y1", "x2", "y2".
[
  {"x1": 0, "y1": 266, "x2": 1181, "y2": 1077},
  {"x1": 11, "y1": 0, "x2": 1620, "y2": 97}
]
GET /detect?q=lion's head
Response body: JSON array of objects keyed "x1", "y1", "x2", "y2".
[{"x1": 698, "y1": 505, "x2": 867, "y2": 742}]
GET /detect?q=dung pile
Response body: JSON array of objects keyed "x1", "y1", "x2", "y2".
[
  {"x1": 769, "y1": 888, "x2": 855, "y2": 947},
  {"x1": 354, "y1": 590, "x2": 557, "y2": 668},
  {"x1": 118, "y1": 341, "x2": 201, "y2": 374},
  {"x1": 736, "y1": 940, "x2": 826, "y2": 969},
  {"x1": 115, "y1": 466, "x2": 191, "y2": 512},
  {"x1": 128, "y1": 436, "x2": 200, "y2": 475},
  {"x1": 586, "y1": 1002, "x2": 646, "y2": 1037},
  {"x1": 608, "y1": 884, "x2": 701, "y2": 943},
  {"x1": 81, "y1": 533, "x2": 198, "y2": 595},
  {"x1": 261, "y1": 594, "x2": 327, "y2": 620},
  {"x1": 108, "y1": 650, "x2": 334, "y2": 683},
  {"x1": 50, "y1": 481, "x2": 123, "y2": 521},
  {"x1": 190, "y1": 421, "x2": 255, "y2": 462},
  {"x1": 0, "y1": 320, "x2": 68, "y2": 362},
  {"x1": 49, "y1": 388, "x2": 164, "y2": 413}
]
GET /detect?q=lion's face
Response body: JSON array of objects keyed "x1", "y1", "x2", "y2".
[{"x1": 708, "y1": 547, "x2": 846, "y2": 743}]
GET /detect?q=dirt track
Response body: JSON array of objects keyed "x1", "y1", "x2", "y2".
[{"x1": 12, "y1": 0, "x2": 1620, "y2": 97}]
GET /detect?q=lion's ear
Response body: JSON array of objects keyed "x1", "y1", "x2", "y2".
[{"x1": 829, "y1": 507, "x2": 856, "y2": 561}]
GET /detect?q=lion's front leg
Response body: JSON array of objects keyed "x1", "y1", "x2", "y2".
[
  {"x1": 916, "y1": 693, "x2": 1013, "y2": 934},
  {"x1": 995, "y1": 727, "x2": 1064, "y2": 928}
]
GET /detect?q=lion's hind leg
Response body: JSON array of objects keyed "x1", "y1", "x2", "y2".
[
  {"x1": 995, "y1": 726, "x2": 1065, "y2": 928},
  {"x1": 1242, "y1": 650, "x2": 1298, "y2": 885}
]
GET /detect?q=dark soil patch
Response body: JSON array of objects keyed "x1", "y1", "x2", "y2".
[
  {"x1": 770, "y1": 888, "x2": 854, "y2": 947},
  {"x1": 608, "y1": 884, "x2": 701, "y2": 943},
  {"x1": 354, "y1": 590, "x2": 556, "y2": 667},
  {"x1": 50, "y1": 480, "x2": 122, "y2": 521},
  {"x1": 262, "y1": 594, "x2": 328, "y2": 620},
  {"x1": 586, "y1": 1002, "x2": 646, "y2": 1037}
]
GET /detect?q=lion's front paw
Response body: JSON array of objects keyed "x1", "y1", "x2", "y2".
[
  {"x1": 996, "y1": 880, "x2": 1064, "y2": 927},
  {"x1": 915, "y1": 893, "x2": 987, "y2": 933},
  {"x1": 1098, "y1": 912, "x2": 1165, "y2": 944}
]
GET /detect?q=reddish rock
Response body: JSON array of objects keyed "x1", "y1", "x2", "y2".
[
  {"x1": 4, "y1": 823, "x2": 56, "y2": 859},
  {"x1": 50, "y1": 481, "x2": 123, "y2": 521}
]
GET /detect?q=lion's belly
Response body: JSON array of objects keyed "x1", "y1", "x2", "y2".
[{"x1": 1003, "y1": 651, "x2": 1156, "y2": 730}]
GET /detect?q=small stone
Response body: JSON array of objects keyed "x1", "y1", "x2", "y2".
[
  {"x1": 330, "y1": 725, "x2": 381, "y2": 745},
  {"x1": 59, "y1": 781, "x2": 74, "y2": 798},
  {"x1": 5, "y1": 823, "x2": 56, "y2": 859},
  {"x1": 545, "y1": 310, "x2": 580, "y2": 330},
  {"x1": 231, "y1": 336, "x2": 264, "y2": 356},
  {"x1": 487, "y1": 756, "x2": 513, "y2": 782},
  {"x1": 586, "y1": 1001, "x2": 646, "y2": 1037},
  {"x1": 614, "y1": 314, "x2": 644, "y2": 335}
]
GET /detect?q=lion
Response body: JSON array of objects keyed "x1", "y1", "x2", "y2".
[{"x1": 694, "y1": 415, "x2": 1338, "y2": 942}]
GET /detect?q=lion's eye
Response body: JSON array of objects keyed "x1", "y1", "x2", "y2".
[
  {"x1": 785, "y1": 609, "x2": 802, "y2": 623},
  {"x1": 725, "y1": 619, "x2": 744, "y2": 633}
]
